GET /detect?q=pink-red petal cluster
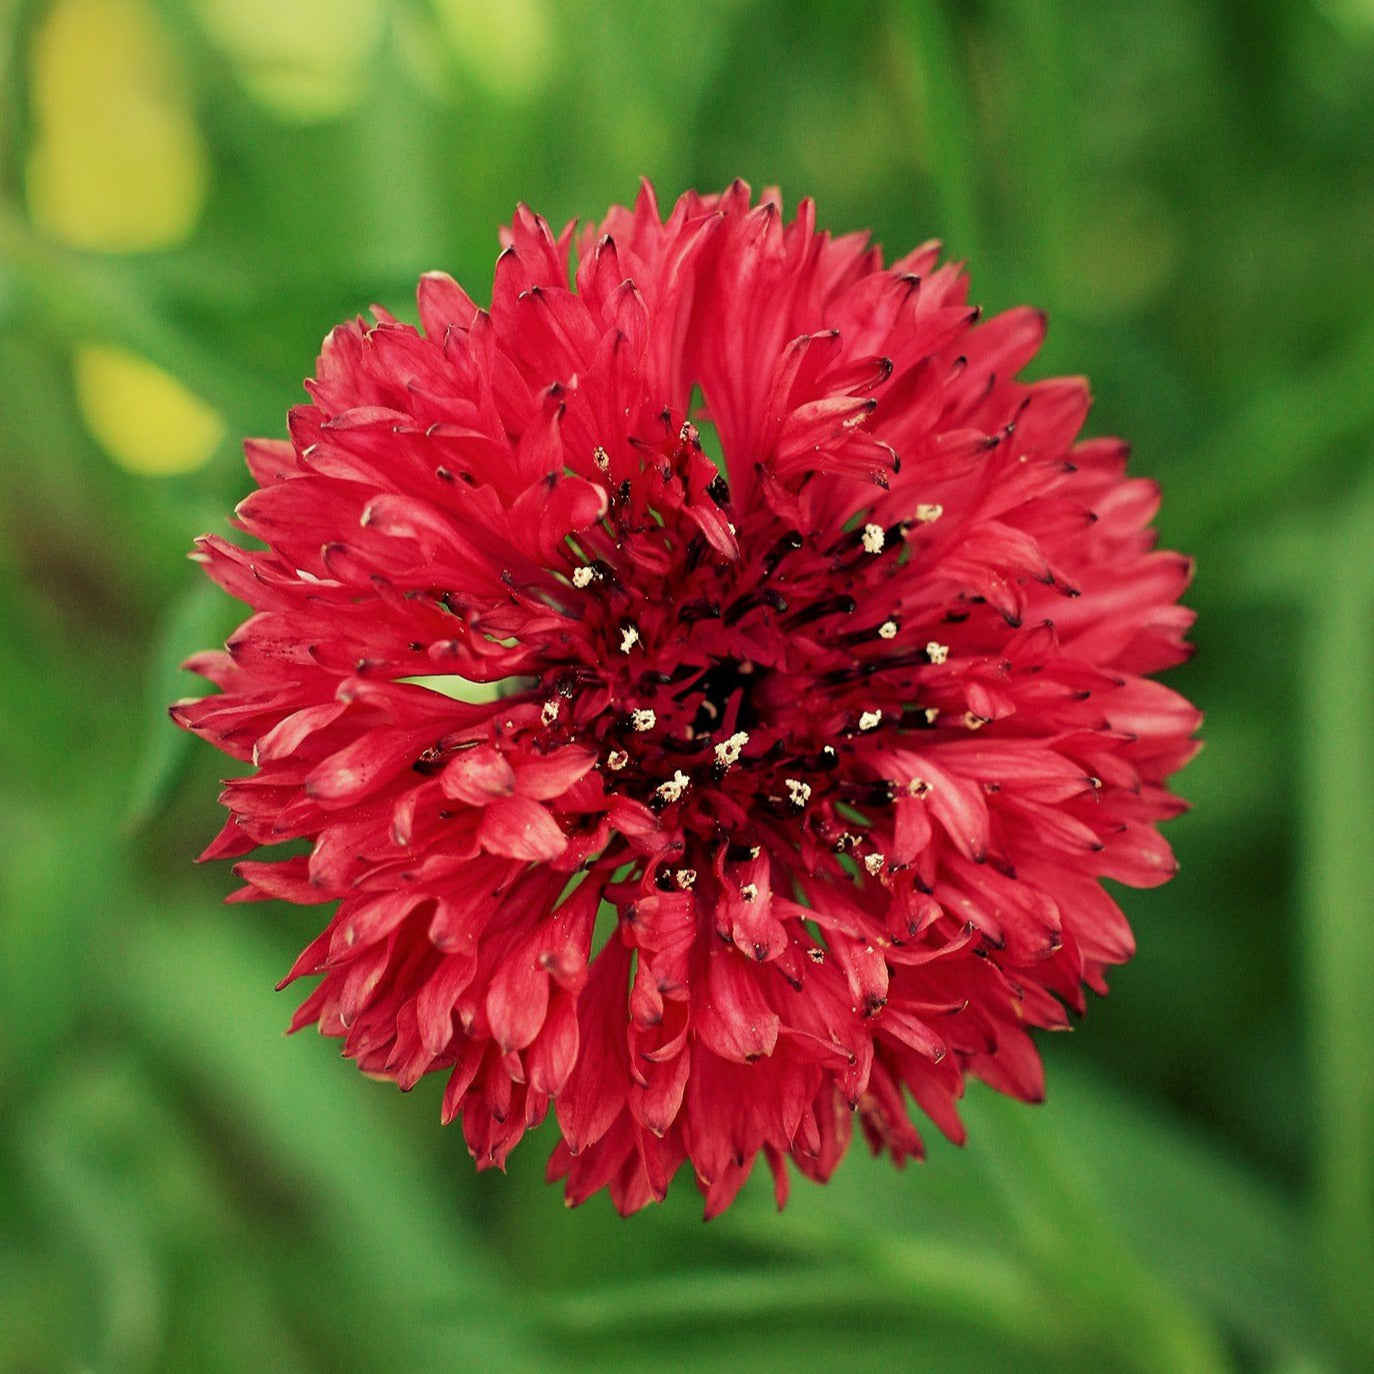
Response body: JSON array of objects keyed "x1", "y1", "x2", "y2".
[{"x1": 175, "y1": 182, "x2": 1198, "y2": 1216}]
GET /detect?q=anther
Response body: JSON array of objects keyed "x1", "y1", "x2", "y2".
[
  {"x1": 741, "y1": 883, "x2": 758, "y2": 903},
  {"x1": 655, "y1": 771, "x2": 690, "y2": 804},
  {"x1": 785, "y1": 778, "x2": 812, "y2": 807},
  {"x1": 571, "y1": 566, "x2": 596, "y2": 588},
  {"x1": 926, "y1": 641, "x2": 950, "y2": 665},
  {"x1": 878, "y1": 620, "x2": 899, "y2": 640},
  {"x1": 631, "y1": 709, "x2": 656, "y2": 731},
  {"x1": 620, "y1": 624, "x2": 640, "y2": 653},
  {"x1": 607, "y1": 749, "x2": 629, "y2": 770},
  {"x1": 674, "y1": 868, "x2": 697, "y2": 889},
  {"x1": 915, "y1": 504, "x2": 943, "y2": 523},
  {"x1": 714, "y1": 730, "x2": 750, "y2": 769},
  {"x1": 541, "y1": 700, "x2": 560, "y2": 725},
  {"x1": 859, "y1": 710, "x2": 883, "y2": 732},
  {"x1": 861, "y1": 523, "x2": 885, "y2": 554},
  {"x1": 863, "y1": 853, "x2": 886, "y2": 875}
]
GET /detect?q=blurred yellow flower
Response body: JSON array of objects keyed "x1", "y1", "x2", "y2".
[
  {"x1": 25, "y1": 0, "x2": 207, "y2": 252},
  {"x1": 432, "y1": 0, "x2": 552, "y2": 102},
  {"x1": 194, "y1": 0, "x2": 384, "y2": 122},
  {"x1": 74, "y1": 346, "x2": 224, "y2": 477}
]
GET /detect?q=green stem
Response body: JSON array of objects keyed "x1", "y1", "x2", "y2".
[
  {"x1": 1301, "y1": 487, "x2": 1374, "y2": 1368},
  {"x1": 889, "y1": 0, "x2": 985, "y2": 266}
]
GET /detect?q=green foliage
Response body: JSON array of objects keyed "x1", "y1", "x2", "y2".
[{"x1": 2, "y1": 1, "x2": 1373, "y2": 1371}]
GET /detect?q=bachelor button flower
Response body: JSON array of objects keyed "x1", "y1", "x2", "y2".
[{"x1": 173, "y1": 183, "x2": 1198, "y2": 1217}]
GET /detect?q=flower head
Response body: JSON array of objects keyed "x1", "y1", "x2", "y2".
[{"x1": 174, "y1": 183, "x2": 1198, "y2": 1216}]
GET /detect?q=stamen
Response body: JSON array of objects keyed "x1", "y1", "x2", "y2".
[
  {"x1": 571, "y1": 565, "x2": 596, "y2": 588},
  {"x1": 915, "y1": 503, "x2": 943, "y2": 523},
  {"x1": 907, "y1": 777, "x2": 932, "y2": 797},
  {"x1": 593, "y1": 446, "x2": 610, "y2": 472},
  {"x1": 863, "y1": 852, "x2": 886, "y2": 875},
  {"x1": 631, "y1": 708, "x2": 656, "y2": 731},
  {"x1": 878, "y1": 620, "x2": 898, "y2": 640},
  {"x1": 964, "y1": 712, "x2": 987, "y2": 730},
  {"x1": 859, "y1": 710, "x2": 883, "y2": 731},
  {"x1": 861, "y1": 523, "x2": 885, "y2": 554},
  {"x1": 607, "y1": 749, "x2": 629, "y2": 770},
  {"x1": 741, "y1": 882, "x2": 759, "y2": 903},
  {"x1": 714, "y1": 730, "x2": 750, "y2": 769},
  {"x1": 674, "y1": 867, "x2": 697, "y2": 889},
  {"x1": 541, "y1": 700, "x2": 560, "y2": 725},
  {"x1": 785, "y1": 778, "x2": 812, "y2": 807},
  {"x1": 620, "y1": 624, "x2": 640, "y2": 653},
  {"x1": 926, "y1": 641, "x2": 950, "y2": 664},
  {"x1": 655, "y1": 770, "x2": 690, "y2": 803}
]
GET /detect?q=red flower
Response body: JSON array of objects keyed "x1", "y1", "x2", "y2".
[{"x1": 174, "y1": 183, "x2": 1198, "y2": 1216}]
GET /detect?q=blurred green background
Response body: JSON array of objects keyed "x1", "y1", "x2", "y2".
[{"x1": 2, "y1": 0, "x2": 1373, "y2": 1371}]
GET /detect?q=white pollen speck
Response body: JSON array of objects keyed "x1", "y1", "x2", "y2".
[
  {"x1": 964, "y1": 711, "x2": 987, "y2": 730},
  {"x1": 593, "y1": 446, "x2": 610, "y2": 472},
  {"x1": 631, "y1": 708, "x2": 656, "y2": 732},
  {"x1": 859, "y1": 710, "x2": 883, "y2": 732},
  {"x1": 620, "y1": 624, "x2": 640, "y2": 653},
  {"x1": 571, "y1": 565, "x2": 595, "y2": 588},
  {"x1": 655, "y1": 770, "x2": 690, "y2": 803},
  {"x1": 908, "y1": 777, "x2": 932, "y2": 797},
  {"x1": 607, "y1": 749, "x2": 629, "y2": 770},
  {"x1": 785, "y1": 778, "x2": 812, "y2": 807},
  {"x1": 924, "y1": 707, "x2": 940, "y2": 724},
  {"x1": 915, "y1": 503, "x2": 943, "y2": 523},
  {"x1": 878, "y1": 620, "x2": 898, "y2": 640},
  {"x1": 674, "y1": 868, "x2": 697, "y2": 890},
  {"x1": 714, "y1": 730, "x2": 750, "y2": 769},
  {"x1": 926, "y1": 641, "x2": 950, "y2": 665},
  {"x1": 541, "y1": 700, "x2": 560, "y2": 725},
  {"x1": 863, "y1": 853, "x2": 886, "y2": 876},
  {"x1": 741, "y1": 882, "x2": 759, "y2": 903},
  {"x1": 861, "y1": 522, "x2": 885, "y2": 554},
  {"x1": 748, "y1": 845, "x2": 761, "y2": 858}
]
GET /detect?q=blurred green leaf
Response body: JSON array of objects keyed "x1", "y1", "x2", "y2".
[{"x1": 115, "y1": 907, "x2": 549, "y2": 1373}]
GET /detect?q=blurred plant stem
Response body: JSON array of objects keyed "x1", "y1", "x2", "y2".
[
  {"x1": 1300, "y1": 479, "x2": 1374, "y2": 1370},
  {"x1": 888, "y1": 0, "x2": 985, "y2": 268}
]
